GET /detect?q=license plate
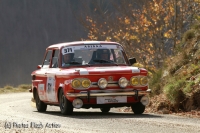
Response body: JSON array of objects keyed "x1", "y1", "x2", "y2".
[{"x1": 97, "y1": 96, "x2": 127, "y2": 104}]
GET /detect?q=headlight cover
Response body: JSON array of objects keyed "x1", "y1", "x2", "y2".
[
  {"x1": 130, "y1": 77, "x2": 139, "y2": 86},
  {"x1": 140, "y1": 76, "x2": 148, "y2": 86},
  {"x1": 72, "y1": 78, "x2": 91, "y2": 89},
  {"x1": 118, "y1": 77, "x2": 128, "y2": 88},
  {"x1": 82, "y1": 79, "x2": 91, "y2": 88},
  {"x1": 98, "y1": 78, "x2": 108, "y2": 89},
  {"x1": 72, "y1": 79, "x2": 81, "y2": 88}
]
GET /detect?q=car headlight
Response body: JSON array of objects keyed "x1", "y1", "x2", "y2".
[
  {"x1": 82, "y1": 79, "x2": 91, "y2": 88},
  {"x1": 98, "y1": 78, "x2": 108, "y2": 89},
  {"x1": 72, "y1": 79, "x2": 81, "y2": 88},
  {"x1": 140, "y1": 77, "x2": 148, "y2": 86},
  {"x1": 118, "y1": 77, "x2": 128, "y2": 88},
  {"x1": 140, "y1": 95, "x2": 150, "y2": 106},
  {"x1": 130, "y1": 77, "x2": 139, "y2": 86}
]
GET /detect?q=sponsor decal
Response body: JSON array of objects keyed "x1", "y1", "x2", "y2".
[
  {"x1": 46, "y1": 76, "x2": 57, "y2": 102},
  {"x1": 84, "y1": 45, "x2": 102, "y2": 49},
  {"x1": 38, "y1": 84, "x2": 44, "y2": 91},
  {"x1": 62, "y1": 45, "x2": 119, "y2": 55},
  {"x1": 64, "y1": 80, "x2": 72, "y2": 85},
  {"x1": 38, "y1": 84, "x2": 45, "y2": 100}
]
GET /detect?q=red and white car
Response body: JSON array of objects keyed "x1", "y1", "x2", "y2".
[{"x1": 30, "y1": 41, "x2": 151, "y2": 115}]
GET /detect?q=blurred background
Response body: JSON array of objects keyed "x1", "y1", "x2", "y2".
[{"x1": 0, "y1": 0, "x2": 87, "y2": 87}]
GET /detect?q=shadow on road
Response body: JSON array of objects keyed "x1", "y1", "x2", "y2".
[{"x1": 35, "y1": 110, "x2": 162, "y2": 119}]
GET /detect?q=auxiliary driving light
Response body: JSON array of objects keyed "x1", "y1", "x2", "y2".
[
  {"x1": 82, "y1": 79, "x2": 91, "y2": 88},
  {"x1": 98, "y1": 78, "x2": 108, "y2": 89},
  {"x1": 140, "y1": 95, "x2": 150, "y2": 106},
  {"x1": 118, "y1": 77, "x2": 128, "y2": 88},
  {"x1": 130, "y1": 77, "x2": 139, "y2": 86},
  {"x1": 140, "y1": 76, "x2": 148, "y2": 86},
  {"x1": 72, "y1": 98, "x2": 83, "y2": 109},
  {"x1": 72, "y1": 79, "x2": 81, "y2": 88}
]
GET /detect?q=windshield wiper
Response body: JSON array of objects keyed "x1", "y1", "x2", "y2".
[{"x1": 93, "y1": 59, "x2": 118, "y2": 66}]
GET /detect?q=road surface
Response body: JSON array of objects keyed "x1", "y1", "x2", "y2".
[{"x1": 0, "y1": 92, "x2": 200, "y2": 133}]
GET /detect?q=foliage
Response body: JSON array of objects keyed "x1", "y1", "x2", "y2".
[
  {"x1": 72, "y1": 0, "x2": 200, "y2": 68},
  {"x1": 18, "y1": 84, "x2": 32, "y2": 90},
  {"x1": 4, "y1": 85, "x2": 14, "y2": 90},
  {"x1": 70, "y1": 1, "x2": 200, "y2": 112},
  {"x1": 0, "y1": 84, "x2": 30, "y2": 94},
  {"x1": 163, "y1": 78, "x2": 186, "y2": 104},
  {"x1": 149, "y1": 69, "x2": 163, "y2": 96},
  {"x1": 183, "y1": 81, "x2": 195, "y2": 94},
  {"x1": 182, "y1": 29, "x2": 196, "y2": 43}
]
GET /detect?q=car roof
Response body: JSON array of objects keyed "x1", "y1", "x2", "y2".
[{"x1": 48, "y1": 41, "x2": 121, "y2": 49}]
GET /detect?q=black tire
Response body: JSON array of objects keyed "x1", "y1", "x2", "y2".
[
  {"x1": 59, "y1": 89, "x2": 73, "y2": 115},
  {"x1": 100, "y1": 107, "x2": 110, "y2": 113},
  {"x1": 35, "y1": 90, "x2": 47, "y2": 112},
  {"x1": 131, "y1": 102, "x2": 145, "y2": 114}
]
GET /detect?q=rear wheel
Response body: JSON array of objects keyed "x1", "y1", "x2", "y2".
[
  {"x1": 100, "y1": 107, "x2": 110, "y2": 113},
  {"x1": 35, "y1": 90, "x2": 47, "y2": 112},
  {"x1": 59, "y1": 89, "x2": 73, "y2": 115},
  {"x1": 131, "y1": 102, "x2": 145, "y2": 114}
]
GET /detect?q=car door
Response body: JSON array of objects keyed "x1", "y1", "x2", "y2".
[
  {"x1": 35, "y1": 49, "x2": 53, "y2": 102},
  {"x1": 45, "y1": 49, "x2": 59, "y2": 103}
]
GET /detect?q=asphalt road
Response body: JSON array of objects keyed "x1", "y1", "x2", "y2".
[{"x1": 0, "y1": 92, "x2": 200, "y2": 133}]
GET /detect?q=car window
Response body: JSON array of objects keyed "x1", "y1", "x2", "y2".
[
  {"x1": 61, "y1": 44, "x2": 127, "y2": 67},
  {"x1": 51, "y1": 50, "x2": 59, "y2": 68},
  {"x1": 42, "y1": 50, "x2": 52, "y2": 68},
  {"x1": 114, "y1": 49, "x2": 126, "y2": 64}
]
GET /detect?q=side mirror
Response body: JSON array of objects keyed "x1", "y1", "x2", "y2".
[
  {"x1": 37, "y1": 65, "x2": 42, "y2": 69},
  {"x1": 129, "y1": 57, "x2": 137, "y2": 65}
]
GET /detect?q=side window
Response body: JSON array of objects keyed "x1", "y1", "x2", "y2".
[
  {"x1": 42, "y1": 50, "x2": 52, "y2": 68},
  {"x1": 114, "y1": 49, "x2": 125, "y2": 64},
  {"x1": 51, "y1": 50, "x2": 59, "y2": 68}
]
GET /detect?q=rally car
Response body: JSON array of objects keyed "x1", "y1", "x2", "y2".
[{"x1": 30, "y1": 41, "x2": 151, "y2": 115}]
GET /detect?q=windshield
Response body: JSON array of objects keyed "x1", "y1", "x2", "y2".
[{"x1": 61, "y1": 44, "x2": 127, "y2": 67}]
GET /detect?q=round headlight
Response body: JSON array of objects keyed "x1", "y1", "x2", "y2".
[
  {"x1": 140, "y1": 77, "x2": 148, "y2": 85},
  {"x1": 98, "y1": 78, "x2": 108, "y2": 89},
  {"x1": 72, "y1": 79, "x2": 81, "y2": 88},
  {"x1": 130, "y1": 77, "x2": 139, "y2": 86},
  {"x1": 72, "y1": 98, "x2": 83, "y2": 109},
  {"x1": 118, "y1": 77, "x2": 128, "y2": 88},
  {"x1": 82, "y1": 79, "x2": 91, "y2": 88},
  {"x1": 140, "y1": 95, "x2": 150, "y2": 106}
]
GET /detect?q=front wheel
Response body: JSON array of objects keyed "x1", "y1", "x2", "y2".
[
  {"x1": 131, "y1": 102, "x2": 145, "y2": 114},
  {"x1": 35, "y1": 90, "x2": 47, "y2": 112},
  {"x1": 100, "y1": 107, "x2": 110, "y2": 113},
  {"x1": 59, "y1": 89, "x2": 73, "y2": 115}
]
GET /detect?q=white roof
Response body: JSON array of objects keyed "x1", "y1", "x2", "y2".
[{"x1": 48, "y1": 41, "x2": 120, "y2": 49}]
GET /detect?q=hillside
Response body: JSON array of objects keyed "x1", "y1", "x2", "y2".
[{"x1": 147, "y1": 19, "x2": 200, "y2": 117}]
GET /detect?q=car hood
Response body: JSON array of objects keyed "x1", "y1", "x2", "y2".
[{"x1": 58, "y1": 66, "x2": 147, "y2": 76}]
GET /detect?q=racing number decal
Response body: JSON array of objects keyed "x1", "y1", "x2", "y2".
[
  {"x1": 62, "y1": 47, "x2": 74, "y2": 55},
  {"x1": 64, "y1": 48, "x2": 73, "y2": 53},
  {"x1": 46, "y1": 76, "x2": 57, "y2": 102}
]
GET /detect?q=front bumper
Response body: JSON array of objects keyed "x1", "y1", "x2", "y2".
[{"x1": 66, "y1": 89, "x2": 151, "y2": 97}]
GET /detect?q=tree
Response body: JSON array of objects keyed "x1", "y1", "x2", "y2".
[{"x1": 70, "y1": 0, "x2": 200, "y2": 68}]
